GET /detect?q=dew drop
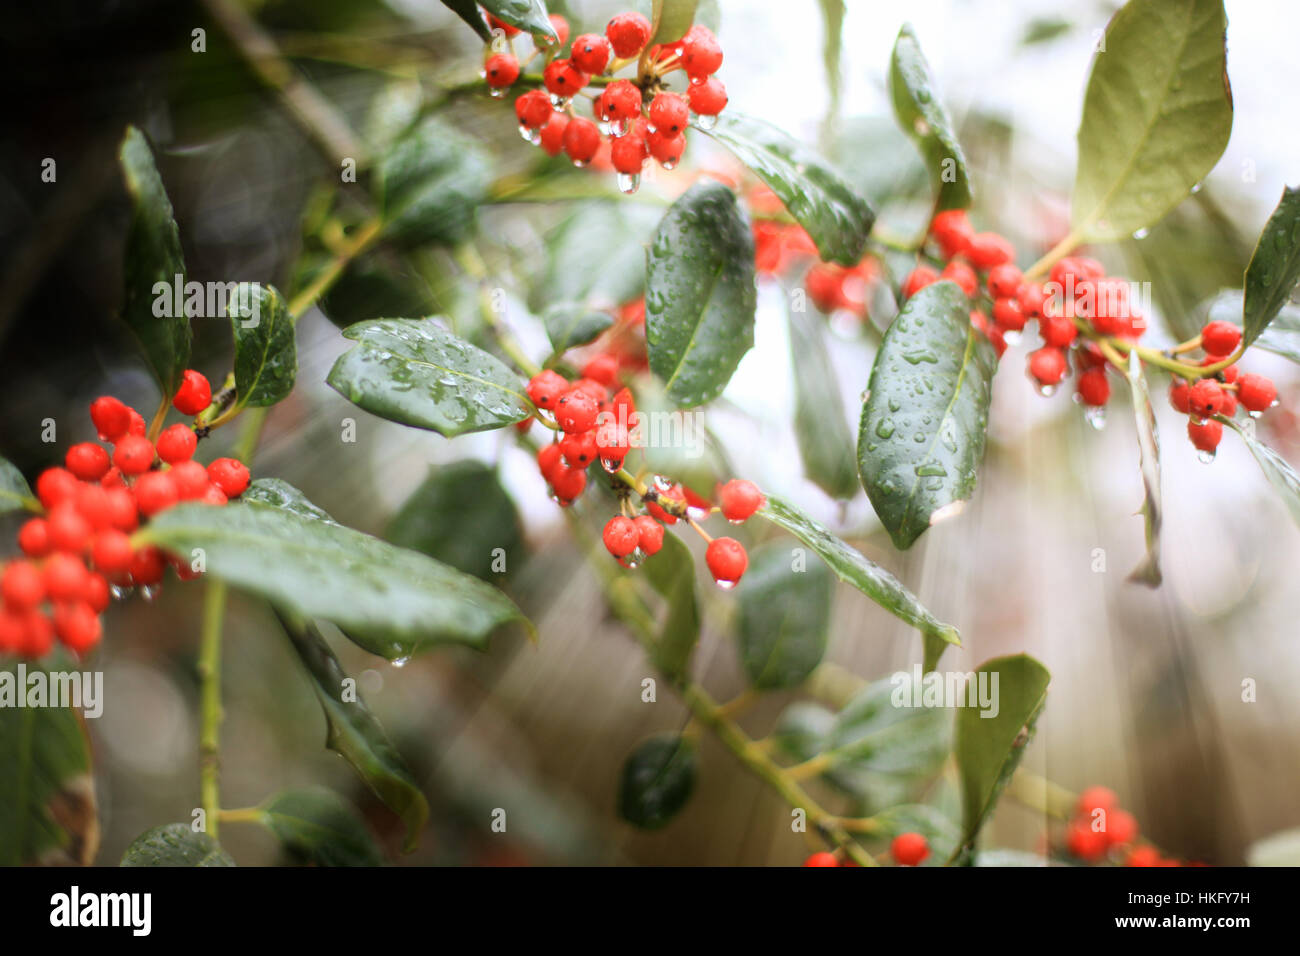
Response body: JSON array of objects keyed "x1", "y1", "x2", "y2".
[
  {"x1": 488, "y1": 87, "x2": 507, "y2": 99},
  {"x1": 694, "y1": 113, "x2": 718, "y2": 131},
  {"x1": 1037, "y1": 384, "x2": 1057, "y2": 397},
  {"x1": 391, "y1": 656, "x2": 410, "y2": 669},
  {"x1": 1084, "y1": 406, "x2": 1107, "y2": 430},
  {"x1": 549, "y1": 93, "x2": 571, "y2": 111},
  {"x1": 617, "y1": 172, "x2": 641, "y2": 194},
  {"x1": 622, "y1": 550, "x2": 644, "y2": 570},
  {"x1": 661, "y1": 160, "x2": 677, "y2": 171},
  {"x1": 875, "y1": 419, "x2": 895, "y2": 439},
  {"x1": 600, "y1": 456, "x2": 622, "y2": 473},
  {"x1": 571, "y1": 159, "x2": 589, "y2": 169},
  {"x1": 140, "y1": 585, "x2": 159, "y2": 603},
  {"x1": 714, "y1": 579, "x2": 737, "y2": 591},
  {"x1": 1132, "y1": 227, "x2": 1150, "y2": 240},
  {"x1": 1197, "y1": 449, "x2": 1217, "y2": 464},
  {"x1": 109, "y1": 583, "x2": 132, "y2": 601}
]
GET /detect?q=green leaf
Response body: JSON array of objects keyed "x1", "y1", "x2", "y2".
[
  {"x1": 228, "y1": 282, "x2": 296, "y2": 409},
  {"x1": 1204, "y1": 289, "x2": 1300, "y2": 364},
  {"x1": 278, "y1": 613, "x2": 429, "y2": 851},
  {"x1": 377, "y1": 118, "x2": 491, "y2": 248},
  {"x1": 736, "y1": 542, "x2": 832, "y2": 690},
  {"x1": 889, "y1": 23, "x2": 972, "y2": 212},
  {"x1": 1020, "y1": 17, "x2": 1072, "y2": 46},
  {"x1": 479, "y1": 0, "x2": 557, "y2": 40},
  {"x1": 700, "y1": 113, "x2": 874, "y2": 266},
  {"x1": 617, "y1": 734, "x2": 697, "y2": 830},
  {"x1": 1071, "y1": 0, "x2": 1232, "y2": 242},
  {"x1": 385, "y1": 461, "x2": 525, "y2": 582},
  {"x1": 142, "y1": 501, "x2": 530, "y2": 660},
  {"x1": 1221, "y1": 417, "x2": 1300, "y2": 529},
  {"x1": 120, "y1": 824, "x2": 234, "y2": 867},
  {"x1": 757, "y1": 495, "x2": 959, "y2": 655},
  {"x1": 788, "y1": 305, "x2": 858, "y2": 499},
  {"x1": 119, "y1": 125, "x2": 191, "y2": 396},
  {"x1": 0, "y1": 456, "x2": 36, "y2": 515},
  {"x1": 1125, "y1": 353, "x2": 1162, "y2": 587},
  {"x1": 438, "y1": 0, "x2": 492, "y2": 42},
  {"x1": 542, "y1": 302, "x2": 614, "y2": 355},
  {"x1": 261, "y1": 787, "x2": 383, "y2": 867},
  {"x1": 649, "y1": 0, "x2": 697, "y2": 46},
  {"x1": 1243, "y1": 185, "x2": 1300, "y2": 348},
  {"x1": 641, "y1": 530, "x2": 699, "y2": 681},
  {"x1": 857, "y1": 280, "x2": 997, "y2": 550},
  {"x1": 0, "y1": 668, "x2": 96, "y2": 865},
  {"x1": 954, "y1": 654, "x2": 1051, "y2": 857},
  {"x1": 243, "y1": 477, "x2": 338, "y2": 524},
  {"x1": 528, "y1": 202, "x2": 660, "y2": 313},
  {"x1": 645, "y1": 180, "x2": 756, "y2": 407},
  {"x1": 327, "y1": 318, "x2": 531, "y2": 437}
]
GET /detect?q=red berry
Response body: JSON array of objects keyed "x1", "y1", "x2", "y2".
[
  {"x1": 538, "y1": 443, "x2": 565, "y2": 484},
  {"x1": 890, "y1": 832, "x2": 929, "y2": 866},
  {"x1": 1105, "y1": 809, "x2": 1139, "y2": 847},
  {"x1": 127, "y1": 408, "x2": 147, "y2": 436},
  {"x1": 527, "y1": 370, "x2": 569, "y2": 410},
  {"x1": 940, "y1": 260, "x2": 978, "y2": 298},
  {"x1": 1017, "y1": 282, "x2": 1046, "y2": 317},
  {"x1": 129, "y1": 546, "x2": 167, "y2": 586},
  {"x1": 1028, "y1": 347, "x2": 1068, "y2": 387},
  {"x1": 113, "y1": 435, "x2": 155, "y2": 475},
  {"x1": 705, "y1": 537, "x2": 747, "y2": 586},
  {"x1": 134, "y1": 470, "x2": 179, "y2": 517},
  {"x1": 929, "y1": 210, "x2": 973, "y2": 258},
  {"x1": 1237, "y1": 373, "x2": 1277, "y2": 413},
  {"x1": 91, "y1": 529, "x2": 134, "y2": 575},
  {"x1": 687, "y1": 76, "x2": 727, "y2": 116},
  {"x1": 104, "y1": 487, "x2": 138, "y2": 531},
  {"x1": 539, "y1": 114, "x2": 570, "y2": 156},
  {"x1": 169, "y1": 460, "x2": 210, "y2": 500},
  {"x1": 1187, "y1": 418, "x2": 1222, "y2": 454},
  {"x1": 901, "y1": 265, "x2": 939, "y2": 300},
  {"x1": 201, "y1": 485, "x2": 228, "y2": 507},
  {"x1": 485, "y1": 13, "x2": 520, "y2": 37},
  {"x1": 173, "y1": 369, "x2": 212, "y2": 415},
  {"x1": 1049, "y1": 256, "x2": 1087, "y2": 291},
  {"x1": 484, "y1": 53, "x2": 520, "y2": 88},
  {"x1": 1126, "y1": 846, "x2": 1161, "y2": 867},
  {"x1": 44, "y1": 553, "x2": 88, "y2": 602},
  {"x1": 555, "y1": 388, "x2": 599, "y2": 433},
  {"x1": 83, "y1": 572, "x2": 111, "y2": 613},
  {"x1": 560, "y1": 429, "x2": 598, "y2": 468},
  {"x1": 101, "y1": 467, "x2": 127, "y2": 490},
  {"x1": 1076, "y1": 786, "x2": 1118, "y2": 817},
  {"x1": 18, "y1": 518, "x2": 51, "y2": 558},
  {"x1": 156, "y1": 423, "x2": 197, "y2": 463},
  {"x1": 605, "y1": 11, "x2": 652, "y2": 58},
  {"x1": 802, "y1": 851, "x2": 839, "y2": 868},
  {"x1": 648, "y1": 92, "x2": 689, "y2": 135},
  {"x1": 0, "y1": 611, "x2": 24, "y2": 654},
  {"x1": 207, "y1": 457, "x2": 251, "y2": 498},
  {"x1": 965, "y1": 232, "x2": 1015, "y2": 269},
  {"x1": 582, "y1": 354, "x2": 621, "y2": 388},
  {"x1": 515, "y1": 90, "x2": 552, "y2": 130},
  {"x1": 35, "y1": 467, "x2": 79, "y2": 509},
  {"x1": 2, "y1": 560, "x2": 45, "y2": 610},
  {"x1": 75, "y1": 484, "x2": 114, "y2": 531},
  {"x1": 680, "y1": 24, "x2": 723, "y2": 78},
  {"x1": 571, "y1": 33, "x2": 611, "y2": 75},
  {"x1": 1039, "y1": 313, "x2": 1077, "y2": 348},
  {"x1": 90, "y1": 396, "x2": 132, "y2": 441},
  {"x1": 1077, "y1": 368, "x2": 1110, "y2": 407},
  {"x1": 987, "y1": 264, "x2": 1023, "y2": 299},
  {"x1": 610, "y1": 132, "x2": 648, "y2": 174},
  {"x1": 562, "y1": 116, "x2": 602, "y2": 165},
  {"x1": 1200, "y1": 320, "x2": 1241, "y2": 357},
  {"x1": 718, "y1": 479, "x2": 763, "y2": 522},
  {"x1": 1065, "y1": 819, "x2": 1108, "y2": 862},
  {"x1": 54, "y1": 602, "x2": 101, "y2": 654},
  {"x1": 543, "y1": 58, "x2": 588, "y2": 100},
  {"x1": 550, "y1": 466, "x2": 587, "y2": 503},
  {"x1": 47, "y1": 503, "x2": 92, "y2": 554},
  {"x1": 633, "y1": 515, "x2": 664, "y2": 555},
  {"x1": 600, "y1": 79, "x2": 642, "y2": 121},
  {"x1": 65, "y1": 442, "x2": 111, "y2": 481},
  {"x1": 647, "y1": 128, "x2": 686, "y2": 168},
  {"x1": 547, "y1": 14, "x2": 570, "y2": 47},
  {"x1": 1169, "y1": 379, "x2": 1192, "y2": 414},
  {"x1": 992, "y1": 297, "x2": 1026, "y2": 332},
  {"x1": 602, "y1": 516, "x2": 640, "y2": 558},
  {"x1": 1188, "y1": 379, "x2": 1224, "y2": 419}
]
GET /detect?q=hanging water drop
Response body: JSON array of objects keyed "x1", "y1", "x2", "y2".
[
  {"x1": 488, "y1": 87, "x2": 506, "y2": 99},
  {"x1": 600, "y1": 456, "x2": 621, "y2": 473},
  {"x1": 617, "y1": 172, "x2": 641, "y2": 194},
  {"x1": 661, "y1": 160, "x2": 677, "y2": 171},
  {"x1": 549, "y1": 93, "x2": 570, "y2": 111},
  {"x1": 694, "y1": 113, "x2": 718, "y2": 131},
  {"x1": 714, "y1": 579, "x2": 737, "y2": 592},
  {"x1": 1084, "y1": 406, "x2": 1107, "y2": 430},
  {"x1": 571, "y1": 159, "x2": 589, "y2": 169},
  {"x1": 140, "y1": 584, "x2": 159, "y2": 603},
  {"x1": 1197, "y1": 448, "x2": 1217, "y2": 464},
  {"x1": 109, "y1": 583, "x2": 132, "y2": 601},
  {"x1": 1037, "y1": 384, "x2": 1057, "y2": 398},
  {"x1": 391, "y1": 656, "x2": 410, "y2": 669}
]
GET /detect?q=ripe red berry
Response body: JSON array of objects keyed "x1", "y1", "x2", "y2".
[
  {"x1": 987, "y1": 264, "x2": 1023, "y2": 299},
  {"x1": 1105, "y1": 809, "x2": 1139, "y2": 847},
  {"x1": 890, "y1": 832, "x2": 929, "y2": 866},
  {"x1": 207, "y1": 457, "x2": 251, "y2": 498},
  {"x1": 101, "y1": 467, "x2": 127, "y2": 490},
  {"x1": 201, "y1": 485, "x2": 228, "y2": 507},
  {"x1": 65, "y1": 442, "x2": 111, "y2": 481},
  {"x1": 173, "y1": 369, "x2": 212, "y2": 415},
  {"x1": 91, "y1": 529, "x2": 134, "y2": 574},
  {"x1": 718, "y1": 479, "x2": 763, "y2": 523},
  {"x1": 550, "y1": 465, "x2": 587, "y2": 503},
  {"x1": 515, "y1": 89, "x2": 553, "y2": 130},
  {"x1": 156, "y1": 423, "x2": 197, "y2": 464},
  {"x1": 633, "y1": 515, "x2": 664, "y2": 555},
  {"x1": 83, "y1": 572, "x2": 111, "y2": 613},
  {"x1": 647, "y1": 129, "x2": 686, "y2": 169},
  {"x1": 1077, "y1": 368, "x2": 1110, "y2": 407},
  {"x1": 35, "y1": 467, "x2": 79, "y2": 509},
  {"x1": 104, "y1": 487, "x2": 139, "y2": 531},
  {"x1": 537, "y1": 443, "x2": 565, "y2": 483},
  {"x1": 543, "y1": 58, "x2": 588, "y2": 100},
  {"x1": 562, "y1": 116, "x2": 602, "y2": 165},
  {"x1": 802, "y1": 851, "x2": 839, "y2": 868},
  {"x1": 484, "y1": 53, "x2": 520, "y2": 89},
  {"x1": 965, "y1": 232, "x2": 1015, "y2": 269},
  {"x1": 555, "y1": 388, "x2": 599, "y2": 433},
  {"x1": 90, "y1": 395, "x2": 132, "y2": 441},
  {"x1": 602, "y1": 516, "x2": 640, "y2": 557},
  {"x1": 992, "y1": 297, "x2": 1026, "y2": 332},
  {"x1": 1017, "y1": 282, "x2": 1046, "y2": 317},
  {"x1": 134, "y1": 470, "x2": 179, "y2": 517},
  {"x1": 113, "y1": 434, "x2": 155, "y2": 475},
  {"x1": 705, "y1": 537, "x2": 747, "y2": 586},
  {"x1": 610, "y1": 132, "x2": 648, "y2": 174},
  {"x1": 54, "y1": 601, "x2": 101, "y2": 654},
  {"x1": 582, "y1": 354, "x2": 620, "y2": 388},
  {"x1": 648, "y1": 92, "x2": 689, "y2": 135},
  {"x1": 165, "y1": 460, "x2": 205, "y2": 500},
  {"x1": 940, "y1": 260, "x2": 978, "y2": 298},
  {"x1": 1200, "y1": 320, "x2": 1241, "y2": 357},
  {"x1": 127, "y1": 407, "x2": 147, "y2": 436},
  {"x1": 129, "y1": 546, "x2": 167, "y2": 586},
  {"x1": 539, "y1": 114, "x2": 570, "y2": 156},
  {"x1": 1188, "y1": 379, "x2": 1224, "y2": 419},
  {"x1": 1065, "y1": 819, "x2": 1108, "y2": 862},
  {"x1": 605, "y1": 11, "x2": 652, "y2": 58},
  {"x1": 18, "y1": 518, "x2": 51, "y2": 558},
  {"x1": 526, "y1": 370, "x2": 568, "y2": 410},
  {"x1": 1028, "y1": 347, "x2": 1068, "y2": 387},
  {"x1": 44, "y1": 553, "x2": 88, "y2": 602},
  {"x1": 687, "y1": 76, "x2": 727, "y2": 116},
  {"x1": 1039, "y1": 313, "x2": 1077, "y2": 348},
  {"x1": 1169, "y1": 379, "x2": 1191, "y2": 414},
  {"x1": 1076, "y1": 786, "x2": 1118, "y2": 817},
  {"x1": 1187, "y1": 418, "x2": 1222, "y2": 454},
  {"x1": 560, "y1": 429, "x2": 598, "y2": 469},
  {"x1": 21, "y1": 610, "x2": 55, "y2": 657},
  {"x1": 901, "y1": 265, "x2": 939, "y2": 300},
  {"x1": 74, "y1": 484, "x2": 113, "y2": 531},
  {"x1": 600, "y1": 79, "x2": 642, "y2": 122},
  {"x1": 2, "y1": 560, "x2": 45, "y2": 610},
  {"x1": 547, "y1": 13, "x2": 570, "y2": 47},
  {"x1": 679, "y1": 24, "x2": 723, "y2": 78},
  {"x1": 1237, "y1": 373, "x2": 1277, "y2": 413},
  {"x1": 571, "y1": 33, "x2": 611, "y2": 74},
  {"x1": 47, "y1": 503, "x2": 92, "y2": 553},
  {"x1": 929, "y1": 210, "x2": 973, "y2": 258}
]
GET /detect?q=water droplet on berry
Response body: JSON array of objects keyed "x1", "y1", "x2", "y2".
[
  {"x1": 549, "y1": 93, "x2": 571, "y2": 110},
  {"x1": 617, "y1": 172, "x2": 641, "y2": 194},
  {"x1": 109, "y1": 583, "x2": 132, "y2": 601},
  {"x1": 714, "y1": 579, "x2": 737, "y2": 591},
  {"x1": 1197, "y1": 448, "x2": 1217, "y2": 464},
  {"x1": 140, "y1": 584, "x2": 159, "y2": 603},
  {"x1": 661, "y1": 160, "x2": 677, "y2": 171},
  {"x1": 1084, "y1": 406, "x2": 1107, "y2": 430},
  {"x1": 687, "y1": 503, "x2": 709, "y2": 521},
  {"x1": 1003, "y1": 330, "x2": 1022, "y2": 346},
  {"x1": 609, "y1": 117, "x2": 631, "y2": 137},
  {"x1": 622, "y1": 549, "x2": 644, "y2": 570},
  {"x1": 1132, "y1": 227, "x2": 1150, "y2": 240},
  {"x1": 1037, "y1": 384, "x2": 1057, "y2": 397},
  {"x1": 571, "y1": 159, "x2": 589, "y2": 168},
  {"x1": 694, "y1": 113, "x2": 718, "y2": 131},
  {"x1": 600, "y1": 456, "x2": 621, "y2": 473}
]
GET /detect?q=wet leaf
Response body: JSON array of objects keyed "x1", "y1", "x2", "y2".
[
  {"x1": 529, "y1": 201, "x2": 660, "y2": 313},
  {"x1": 618, "y1": 734, "x2": 696, "y2": 829},
  {"x1": 377, "y1": 117, "x2": 491, "y2": 248},
  {"x1": 0, "y1": 456, "x2": 35, "y2": 515},
  {"x1": 438, "y1": 0, "x2": 492, "y2": 41},
  {"x1": 1221, "y1": 417, "x2": 1300, "y2": 529},
  {"x1": 542, "y1": 302, "x2": 614, "y2": 355},
  {"x1": 649, "y1": 0, "x2": 697, "y2": 46},
  {"x1": 478, "y1": 0, "x2": 557, "y2": 40},
  {"x1": 788, "y1": 305, "x2": 858, "y2": 499},
  {"x1": 1243, "y1": 185, "x2": 1300, "y2": 347},
  {"x1": 261, "y1": 787, "x2": 383, "y2": 867},
  {"x1": 243, "y1": 477, "x2": 339, "y2": 524},
  {"x1": 120, "y1": 824, "x2": 233, "y2": 867},
  {"x1": 229, "y1": 282, "x2": 296, "y2": 409},
  {"x1": 737, "y1": 542, "x2": 832, "y2": 690},
  {"x1": 1125, "y1": 353, "x2": 1162, "y2": 587}
]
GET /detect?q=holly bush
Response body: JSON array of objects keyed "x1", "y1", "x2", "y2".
[{"x1": 2, "y1": 0, "x2": 1298, "y2": 868}]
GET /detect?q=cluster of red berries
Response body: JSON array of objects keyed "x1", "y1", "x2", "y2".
[
  {"x1": 801, "y1": 831, "x2": 929, "y2": 867},
  {"x1": 1062, "y1": 786, "x2": 1187, "y2": 867},
  {"x1": 903, "y1": 209, "x2": 1279, "y2": 457},
  {"x1": 0, "y1": 371, "x2": 250, "y2": 659},
  {"x1": 482, "y1": 8, "x2": 729, "y2": 192}
]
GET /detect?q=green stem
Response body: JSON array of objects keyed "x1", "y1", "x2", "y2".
[
  {"x1": 288, "y1": 216, "x2": 383, "y2": 322},
  {"x1": 198, "y1": 579, "x2": 227, "y2": 838},
  {"x1": 1024, "y1": 230, "x2": 1083, "y2": 282}
]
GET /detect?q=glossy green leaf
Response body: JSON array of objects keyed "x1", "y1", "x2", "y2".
[
  {"x1": 858, "y1": 280, "x2": 997, "y2": 550},
  {"x1": 1125, "y1": 353, "x2": 1162, "y2": 587},
  {"x1": 618, "y1": 734, "x2": 697, "y2": 830},
  {"x1": 788, "y1": 305, "x2": 858, "y2": 498},
  {"x1": 1243, "y1": 185, "x2": 1300, "y2": 347},
  {"x1": 142, "y1": 501, "x2": 530, "y2": 660},
  {"x1": 120, "y1": 824, "x2": 234, "y2": 867},
  {"x1": 228, "y1": 282, "x2": 296, "y2": 408},
  {"x1": 319, "y1": 254, "x2": 443, "y2": 329},
  {"x1": 645, "y1": 180, "x2": 756, "y2": 407},
  {"x1": 479, "y1": 0, "x2": 557, "y2": 40},
  {"x1": 757, "y1": 495, "x2": 959, "y2": 652},
  {"x1": 0, "y1": 668, "x2": 96, "y2": 865},
  {"x1": 529, "y1": 202, "x2": 660, "y2": 313},
  {"x1": 261, "y1": 787, "x2": 383, "y2": 867},
  {"x1": 327, "y1": 318, "x2": 531, "y2": 436},
  {"x1": 119, "y1": 125, "x2": 191, "y2": 396},
  {"x1": 278, "y1": 613, "x2": 429, "y2": 851},
  {"x1": 954, "y1": 654, "x2": 1051, "y2": 857},
  {"x1": 385, "y1": 461, "x2": 525, "y2": 582},
  {"x1": 439, "y1": 0, "x2": 492, "y2": 41},
  {"x1": 377, "y1": 118, "x2": 491, "y2": 248},
  {"x1": 700, "y1": 113, "x2": 874, "y2": 266},
  {"x1": 243, "y1": 477, "x2": 338, "y2": 524},
  {"x1": 542, "y1": 302, "x2": 614, "y2": 355},
  {"x1": 641, "y1": 530, "x2": 699, "y2": 681},
  {"x1": 0, "y1": 457, "x2": 36, "y2": 515},
  {"x1": 1222, "y1": 417, "x2": 1300, "y2": 529},
  {"x1": 889, "y1": 23, "x2": 972, "y2": 212},
  {"x1": 1071, "y1": 0, "x2": 1231, "y2": 242},
  {"x1": 650, "y1": 0, "x2": 697, "y2": 46},
  {"x1": 736, "y1": 542, "x2": 832, "y2": 690}
]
